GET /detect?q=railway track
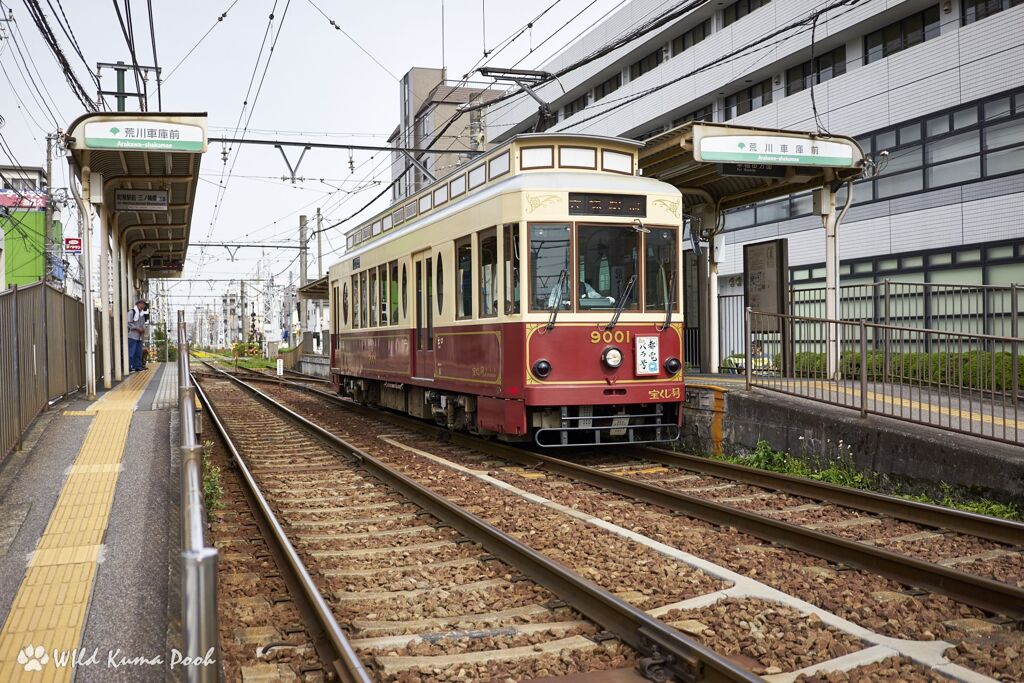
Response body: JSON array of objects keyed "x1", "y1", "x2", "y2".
[
  {"x1": 223, "y1": 372, "x2": 1024, "y2": 681},
  {"x1": 194, "y1": 367, "x2": 756, "y2": 682},
  {"x1": 239, "y1": 373, "x2": 1024, "y2": 613}
]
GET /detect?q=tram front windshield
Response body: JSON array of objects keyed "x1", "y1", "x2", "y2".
[{"x1": 532, "y1": 223, "x2": 673, "y2": 313}]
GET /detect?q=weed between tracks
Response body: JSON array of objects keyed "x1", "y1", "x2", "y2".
[
  {"x1": 202, "y1": 439, "x2": 224, "y2": 521},
  {"x1": 716, "y1": 441, "x2": 1022, "y2": 521}
]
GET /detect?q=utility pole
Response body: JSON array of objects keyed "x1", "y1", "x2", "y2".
[
  {"x1": 240, "y1": 280, "x2": 246, "y2": 344},
  {"x1": 299, "y1": 214, "x2": 308, "y2": 344},
  {"x1": 316, "y1": 207, "x2": 323, "y2": 339},
  {"x1": 44, "y1": 133, "x2": 55, "y2": 281}
]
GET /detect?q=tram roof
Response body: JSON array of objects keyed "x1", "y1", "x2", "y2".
[
  {"x1": 66, "y1": 112, "x2": 208, "y2": 278},
  {"x1": 638, "y1": 121, "x2": 864, "y2": 211}
]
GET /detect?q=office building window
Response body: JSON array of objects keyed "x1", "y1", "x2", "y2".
[
  {"x1": 564, "y1": 93, "x2": 589, "y2": 119},
  {"x1": 786, "y1": 46, "x2": 847, "y2": 95},
  {"x1": 864, "y1": 5, "x2": 940, "y2": 64},
  {"x1": 962, "y1": 0, "x2": 1024, "y2": 26},
  {"x1": 722, "y1": 79, "x2": 773, "y2": 121},
  {"x1": 671, "y1": 18, "x2": 712, "y2": 55},
  {"x1": 723, "y1": 0, "x2": 771, "y2": 27},
  {"x1": 594, "y1": 73, "x2": 621, "y2": 102},
  {"x1": 629, "y1": 48, "x2": 663, "y2": 80},
  {"x1": 672, "y1": 104, "x2": 714, "y2": 127}
]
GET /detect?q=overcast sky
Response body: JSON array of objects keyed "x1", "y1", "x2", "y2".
[{"x1": 0, "y1": 0, "x2": 623, "y2": 308}]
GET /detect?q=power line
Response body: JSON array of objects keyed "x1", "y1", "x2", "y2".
[
  {"x1": 561, "y1": 0, "x2": 865, "y2": 132},
  {"x1": 145, "y1": 0, "x2": 160, "y2": 110},
  {"x1": 110, "y1": 0, "x2": 145, "y2": 109},
  {"x1": 18, "y1": 0, "x2": 97, "y2": 110}
]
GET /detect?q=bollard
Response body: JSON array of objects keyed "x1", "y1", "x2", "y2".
[{"x1": 181, "y1": 546, "x2": 220, "y2": 683}]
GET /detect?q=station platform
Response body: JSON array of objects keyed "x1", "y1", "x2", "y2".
[
  {"x1": 682, "y1": 374, "x2": 1024, "y2": 501},
  {"x1": 0, "y1": 364, "x2": 178, "y2": 682}
]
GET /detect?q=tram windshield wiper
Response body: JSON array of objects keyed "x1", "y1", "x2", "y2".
[
  {"x1": 657, "y1": 268, "x2": 675, "y2": 332},
  {"x1": 605, "y1": 274, "x2": 636, "y2": 331},
  {"x1": 545, "y1": 269, "x2": 568, "y2": 331}
]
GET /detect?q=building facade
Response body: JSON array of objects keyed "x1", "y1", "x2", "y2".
[
  {"x1": 1, "y1": 166, "x2": 60, "y2": 288},
  {"x1": 487, "y1": 0, "x2": 1024, "y2": 366},
  {"x1": 390, "y1": 67, "x2": 501, "y2": 201}
]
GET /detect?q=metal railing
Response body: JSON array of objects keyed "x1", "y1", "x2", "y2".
[
  {"x1": 177, "y1": 310, "x2": 220, "y2": 682},
  {"x1": 744, "y1": 308, "x2": 1022, "y2": 445},
  {"x1": 0, "y1": 282, "x2": 87, "y2": 458},
  {"x1": 718, "y1": 281, "x2": 1022, "y2": 372}
]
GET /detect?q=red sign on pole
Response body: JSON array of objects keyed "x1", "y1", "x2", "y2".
[{"x1": 64, "y1": 237, "x2": 82, "y2": 254}]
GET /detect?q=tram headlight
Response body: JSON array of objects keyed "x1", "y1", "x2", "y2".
[
  {"x1": 602, "y1": 347, "x2": 623, "y2": 368},
  {"x1": 533, "y1": 359, "x2": 552, "y2": 379},
  {"x1": 664, "y1": 357, "x2": 682, "y2": 375}
]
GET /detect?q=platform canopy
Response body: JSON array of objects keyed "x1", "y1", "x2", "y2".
[
  {"x1": 639, "y1": 122, "x2": 865, "y2": 210},
  {"x1": 297, "y1": 275, "x2": 329, "y2": 301},
  {"x1": 66, "y1": 112, "x2": 208, "y2": 277}
]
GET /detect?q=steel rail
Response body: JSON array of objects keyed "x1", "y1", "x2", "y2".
[
  {"x1": 191, "y1": 373, "x2": 373, "y2": 683},
  {"x1": 204, "y1": 364, "x2": 762, "y2": 683},
  {"x1": 260, "y1": 380, "x2": 1024, "y2": 620},
  {"x1": 629, "y1": 446, "x2": 1024, "y2": 546}
]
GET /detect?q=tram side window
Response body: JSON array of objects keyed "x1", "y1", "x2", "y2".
[
  {"x1": 456, "y1": 237, "x2": 472, "y2": 319},
  {"x1": 577, "y1": 225, "x2": 638, "y2": 310},
  {"x1": 342, "y1": 282, "x2": 349, "y2": 327},
  {"x1": 529, "y1": 223, "x2": 571, "y2": 311},
  {"x1": 479, "y1": 228, "x2": 498, "y2": 317},
  {"x1": 378, "y1": 265, "x2": 388, "y2": 326},
  {"x1": 389, "y1": 261, "x2": 399, "y2": 325},
  {"x1": 426, "y1": 257, "x2": 434, "y2": 349},
  {"x1": 370, "y1": 269, "x2": 379, "y2": 327},
  {"x1": 354, "y1": 274, "x2": 362, "y2": 329},
  {"x1": 645, "y1": 228, "x2": 678, "y2": 312},
  {"x1": 503, "y1": 223, "x2": 520, "y2": 315},
  {"x1": 359, "y1": 271, "x2": 368, "y2": 328}
]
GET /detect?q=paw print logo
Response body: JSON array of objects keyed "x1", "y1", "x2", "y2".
[{"x1": 17, "y1": 644, "x2": 48, "y2": 672}]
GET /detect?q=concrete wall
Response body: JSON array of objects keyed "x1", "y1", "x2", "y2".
[{"x1": 681, "y1": 386, "x2": 1024, "y2": 502}]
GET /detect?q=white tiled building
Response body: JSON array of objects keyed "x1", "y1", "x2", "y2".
[{"x1": 487, "y1": 0, "x2": 1024, "y2": 365}]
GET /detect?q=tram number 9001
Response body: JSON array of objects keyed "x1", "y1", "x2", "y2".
[{"x1": 590, "y1": 330, "x2": 631, "y2": 345}]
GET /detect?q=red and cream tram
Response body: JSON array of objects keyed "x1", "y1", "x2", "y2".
[{"x1": 328, "y1": 133, "x2": 685, "y2": 446}]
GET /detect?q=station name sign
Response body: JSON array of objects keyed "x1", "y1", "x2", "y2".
[
  {"x1": 115, "y1": 189, "x2": 169, "y2": 211},
  {"x1": 83, "y1": 120, "x2": 205, "y2": 152},
  {"x1": 693, "y1": 125, "x2": 858, "y2": 168}
]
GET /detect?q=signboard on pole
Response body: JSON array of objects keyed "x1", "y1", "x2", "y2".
[
  {"x1": 115, "y1": 189, "x2": 169, "y2": 212},
  {"x1": 743, "y1": 239, "x2": 788, "y2": 333},
  {"x1": 64, "y1": 237, "x2": 82, "y2": 254}
]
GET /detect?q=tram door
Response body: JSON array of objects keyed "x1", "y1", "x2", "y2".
[{"x1": 412, "y1": 250, "x2": 435, "y2": 378}]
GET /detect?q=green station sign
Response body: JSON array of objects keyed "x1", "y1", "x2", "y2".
[{"x1": 83, "y1": 120, "x2": 205, "y2": 152}]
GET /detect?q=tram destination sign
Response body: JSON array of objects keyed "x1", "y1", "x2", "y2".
[
  {"x1": 83, "y1": 120, "x2": 205, "y2": 152},
  {"x1": 693, "y1": 125, "x2": 858, "y2": 168}
]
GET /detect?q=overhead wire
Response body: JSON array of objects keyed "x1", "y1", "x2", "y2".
[
  {"x1": 110, "y1": 0, "x2": 145, "y2": 109},
  {"x1": 145, "y1": 0, "x2": 160, "y2": 110},
  {"x1": 303, "y1": 0, "x2": 397, "y2": 80},
  {"x1": 561, "y1": 0, "x2": 866, "y2": 132},
  {"x1": 162, "y1": 0, "x2": 239, "y2": 84},
  {"x1": 17, "y1": 0, "x2": 96, "y2": 111}
]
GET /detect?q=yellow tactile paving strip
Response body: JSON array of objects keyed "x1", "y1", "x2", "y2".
[{"x1": 0, "y1": 368, "x2": 155, "y2": 682}]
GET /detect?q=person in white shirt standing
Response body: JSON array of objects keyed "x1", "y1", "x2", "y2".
[{"x1": 128, "y1": 298, "x2": 147, "y2": 371}]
